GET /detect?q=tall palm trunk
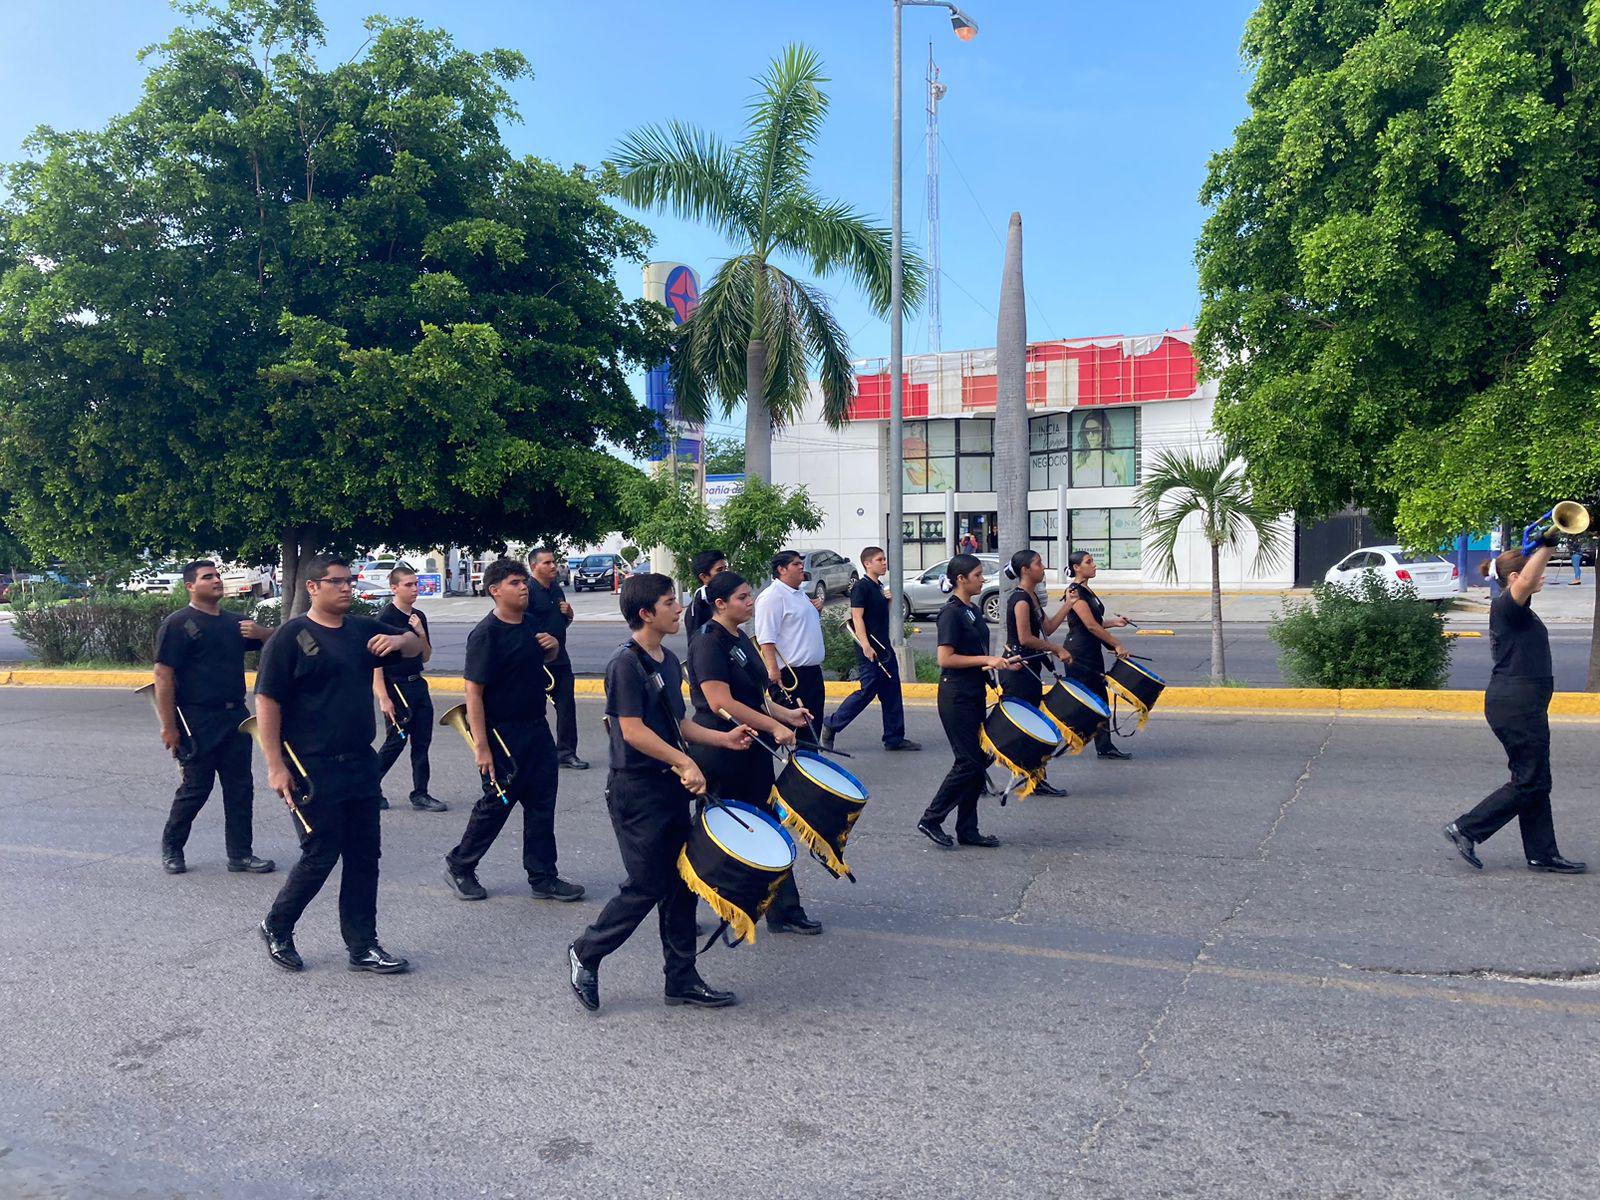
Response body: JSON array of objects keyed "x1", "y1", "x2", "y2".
[
  {"x1": 1209, "y1": 540, "x2": 1225, "y2": 684},
  {"x1": 993, "y1": 213, "x2": 1028, "y2": 652},
  {"x1": 745, "y1": 337, "x2": 771, "y2": 483}
]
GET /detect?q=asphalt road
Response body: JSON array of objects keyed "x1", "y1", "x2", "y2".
[{"x1": 3, "y1": 689, "x2": 1600, "y2": 1197}]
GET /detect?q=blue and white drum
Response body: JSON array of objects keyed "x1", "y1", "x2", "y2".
[
  {"x1": 980, "y1": 697, "x2": 1063, "y2": 799},
  {"x1": 677, "y1": 800, "x2": 796, "y2": 946},
  {"x1": 771, "y1": 750, "x2": 870, "y2": 881},
  {"x1": 1042, "y1": 677, "x2": 1112, "y2": 754}
]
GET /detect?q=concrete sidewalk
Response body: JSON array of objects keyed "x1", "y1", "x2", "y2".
[{"x1": 1096, "y1": 579, "x2": 1597, "y2": 626}]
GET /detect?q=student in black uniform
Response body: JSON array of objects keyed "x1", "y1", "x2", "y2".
[
  {"x1": 530, "y1": 547, "x2": 585, "y2": 770},
  {"x1": 917, "y1": 554, "x2": 1019, "y2": 849},
  {"x1": 255, "y1": 554, "x2": 423, "y2": 973},
  {"x1": 443, "y1": 558, "x2": 585, "y2": 903},
  {"x1": 373, "y1": 566, "x2": 447, "y2": 812},
  {"x1": 1064, "y1": 550, "x2": 1133, "y2": 760},
  {"x1": 1444, "y1": 540, "x2": 1587, "y2": 873},
  {"x1": 566, "y1": 573, "x2": 755, "y2": 1013},
  {"x1": 683, "y1": 549, "x2": 728, "y2": 641},
  {"x1": 153, "y1": 560, "x2": 273, "y2": 875},
  {"x1": 999, "y1": 549, "x2": 1075, "y2": 796},
  {"x1": 821, "y1": 545, "x2": 920, "y2": 752},
  {"x1": 687, "y1": 570, "x2": 821, "y2": 935}
]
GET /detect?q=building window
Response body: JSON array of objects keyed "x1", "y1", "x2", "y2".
[
  {"x1": 957, "y1": 419, "x2": 992, "y2": 491},
  {"x1": 1028, "y1": 509, "x2": 1059, "y2": 569},
  {"x1": 900, "y1": 513, "x2": 947, "y2": 572},
  {"x1": 903, "y1": 418, "x2": 993, "y2": 494},
  {"x1": 1028, "y1": 408, "x2": 1139, "y2": 490},
  {"x1": 1067, "y1": 507, "x2": 1142, "y2": 570}
]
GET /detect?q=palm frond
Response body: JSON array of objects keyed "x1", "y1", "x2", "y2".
[
  {"x1": 608, "y1": 120, "x2": 751, "y2": 242},
  {"x1": 790, "y1": 276, "x2": 856, "y2": 429},
  {"x1": 743, "y1": 44, "x2": 829, "y2": 242},
  {"x1": 669, "y1": 254, "x2": 760, "y2": 419},
  {"x1": 1136, "y1": 447, "x2": 1287, "y2": 581},
  {"x1": 768, "y1": 193, "x2": 925, "y2": 316}
]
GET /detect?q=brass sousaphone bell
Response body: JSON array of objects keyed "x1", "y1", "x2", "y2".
[
  {"x1": 1522, "y1": 501, "x2": 1593, "y2": 553},
  {"x1": 439, "y1": 703, "x2": 517, "y2": 805}
]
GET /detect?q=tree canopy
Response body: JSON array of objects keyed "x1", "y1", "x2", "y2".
[
  {"x1": 1197, "y1": 0, "x2": 1600, "y2": 549},
  {"x1": 0, "y1": 0, "x2": 668, "y2": 608}
]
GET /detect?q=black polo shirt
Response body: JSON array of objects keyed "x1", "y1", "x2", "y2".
[
  {"x1": 375, "y1": 602, "x2": 429, "y2": 679},
  {"x1": 688, "y1": 620, "x2": 767, "y2": 732},
  {"x1": 937, "y1": 596, "x2": 989, "y2": 688},
  {"x1": 1489, "y1": 590, "x2": 1552, "y2": 680},
  {"x1": 528, "y1": 579, "x2": 572, "y2": 668},
  {"x1": 850, "y1": 575, "x2": 892, "y2": 654},
  {"x1": 254, "y1": 615, "x2": 399, "y2": 758},
  {"x1": 154, "y1": 605, "x2": 258, "y2": 710},
  {"x1": 463, "y1": 611, "x2": 549, "y2": 730},
  {"x1": 605, "y1": 640, "x2": 686, "y2": 773}
]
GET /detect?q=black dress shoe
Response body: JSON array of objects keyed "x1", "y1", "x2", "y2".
[
  {"x1": 917, "y1": 820, "x2": 954, "y2": 849},
  {"x1": 1443, "y1": 822, "x2": 1482, "y2": 870},
  {"x1": 665, "y1": 980, "x2": 738, "y2": 1008},
  {"x1": 409, "y1": 793, "x2": 449, "y2": 812},
  {"x1": 444, "y1": 865, "x2": 488, "y2": 900},
  {"x1": 377, "y1": 795, "x2": 390, "y2": 811},
  {"x1": 568, "y1": 944, "x2": 599, "y2": 1011},
  {"x1": 259, "y1": 921, "x2": 302, "y2": 972},
  {"x1": 1032, "y1": 780, "x2": 1069, "y2": 797},
  {"x1": 767, "y1": 912, "x2": 824, "y2": 935},
  {"x1": 820, "y1": 724, "x2": 836, "y2": 751},
  {"x1": 558, "y1": 755, "x2": 590, "y2": 770},
  {"x1": 1528, "y1": 855, "x2": 1588, "y2": 874},
  {"x1": 1097, "y1": 746, "x2": 1133, "y2": 760},
  {"x1": 161, "y1": 851, "x2": 186, "y2": 875},
  {"x1": 885, "y1": 739, "x2": 922, "y2": 752},
  {"x1": 349, "y1": 944, "x2": 410, "y2": 974},
  {"x1": 530, "y1": 877, "x2": 585, "y2": 902},
  {"x1": 957, "y1": 832, "x2": 1000, "y2": 848},
  {"x1": 227, "y1": 855, "x2": 275, "y2": 873}
]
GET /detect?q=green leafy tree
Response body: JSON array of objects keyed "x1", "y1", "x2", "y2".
[
  {"x1": 702, "y1": 435, "x2": 746, "y2": 476},
  {"x1": 0, "y1": 0, "x2": 669, "y2": 615},
  {"x1": 624, "y1": 469, "x2": 820, "y2": 589},
  {"x1": 1136, "y1": 448, "x2": 1288, "y2": 684},
  {"x1": 609, "y1": 45, "x2": 924, "y2": 482},
  {"x1": 1271, "y1": 573, "x2": 1453, "y2": 689},
  {"x1": 1196, "y1": 0, "x2": 1600, "y2": 685}
]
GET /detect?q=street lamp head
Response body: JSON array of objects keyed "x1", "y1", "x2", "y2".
[{"x1": 949, "y1": 7, "x2": 979, "y2": 40}]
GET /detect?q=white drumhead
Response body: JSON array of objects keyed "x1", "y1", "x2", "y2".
[
  {"x1": 1002, "y1": 698, "x2": 1062, "y2": 744},
  {"x1": 794, "y1": 752, "x2": 868, "y2": 800},
  {"x1": 705, "y1": 804, "x2": 794, "y2": 869},
  {"x1": 1059, "y1": 680, "x2": 1111, "y2": 717}
]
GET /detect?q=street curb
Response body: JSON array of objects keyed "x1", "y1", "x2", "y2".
[{"x1": 7, "y1": 668, "x2": 1600, "y2": 717}]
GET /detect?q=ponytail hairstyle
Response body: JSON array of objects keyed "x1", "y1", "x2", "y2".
[
  {"x1": 1067, "y1": 550, "x2": 1093, "y2": 579},
  {"x1": 706, "y1": 570, "x2": 747, "y2": 608},
  {"x1": 942, "y1": 552, "x2": 982, "y2": 594},
  {"x1": 1481, "y1": 549, "x2": 1528, "y2": 585},
  {"x1": 1003, "y1": 549, "x2": 1039, "y2": 582}
]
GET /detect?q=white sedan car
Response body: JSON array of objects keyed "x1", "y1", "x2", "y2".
[{"x1": 1324, "y1": 546, "x2": 1459, "y2": 601}]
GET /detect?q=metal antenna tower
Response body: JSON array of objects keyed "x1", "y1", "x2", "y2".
[{"x1": 926, "y1": 43, "x2": 945, "y2": 353}]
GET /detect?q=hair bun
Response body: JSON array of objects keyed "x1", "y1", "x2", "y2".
[
  {"x1": 1002, "y1": 562, "x2": 1017, "y2": 580},
  {"x1": 939, "y1": 575, "x2": 954, "y2": 594}
]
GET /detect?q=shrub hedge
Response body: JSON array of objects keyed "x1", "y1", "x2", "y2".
[{"x1": 1269, "y1": 574, "x2": 1453, "y2": 689}]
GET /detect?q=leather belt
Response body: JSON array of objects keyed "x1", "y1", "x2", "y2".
[{"x1": 388, "y1": 673, "x2": 423, "y2": 684}]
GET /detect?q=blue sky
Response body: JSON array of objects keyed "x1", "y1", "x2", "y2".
[{"x1": 1, "y1": 1, "x2": 1260, "y2": 438}]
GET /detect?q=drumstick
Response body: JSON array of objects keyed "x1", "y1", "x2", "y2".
[
  {"x1": 718, "y1": 708, "x2": 790, "y2": 769},
  {"x1": 865, "y1": 634, "x2": 894, "y2": 679}
]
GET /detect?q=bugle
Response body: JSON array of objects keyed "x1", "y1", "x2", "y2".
[
  {"x1": 385, "y1": 678, "x2": 411, "y2": 740},
  {"x1": 238, "y1": 714, "x2": 313, "y2": 835},
  {"x1": 134, "y1": 681, "x2": 194, "y2": 760},
  {"x1": 438, "y1": 702, "x2": 517, "y2": 805},
  {"x1": 1522, "y1": 501, "x2": 1592, "y2": 553}
]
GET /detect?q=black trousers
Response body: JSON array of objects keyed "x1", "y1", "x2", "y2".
[
  {"x1": 1455, "y1": 678, "x2": 1561, "y2": 859},
  {"x1": 772, "y1": 663, "x2": 826, "y2": 746},
  {"x1": 163, "y1": 727, "x2": 255, "y2": 859},
  {"x1": 921, "y1": 677, "x2": 987, "y2": 839},
  {"x1": 376, "y1": 676, "x2": 434, "y2": 799},
  {"x1": 445, "y1": 721, "x2": 561, "y2": 884},
  {"x1": 549, "y1": 663, "x2": 579, "y2": 760},
  {"x1": 572, "y1": 770, "x2": 698, "y2": 990},
  {"x1": 690, "y1": 739, "x2": 806, "y2": 921},
  {"x1": 1066, "y1": 660, "x2": 1115, "y2": 754},
  {"x1": 265, "y1": 751, "x2": 383, "y2": 951}
]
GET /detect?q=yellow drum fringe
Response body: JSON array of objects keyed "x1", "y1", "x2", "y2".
[
  {"x1": 978, "y1": 727, "x2": 1042, "y2": 800},
  {"x1": 1038, "y1": 707, "x2": 1090, "y2": 756},
  {"x1": 769, "y1": 787, "x2": 853, "y2": 879},
  {"x1": 676, "y1": 847, "x2": 757, "y2": 946},
  {"x1": 1105, "y1": 678, "x2": 1152, "y2": 730}
]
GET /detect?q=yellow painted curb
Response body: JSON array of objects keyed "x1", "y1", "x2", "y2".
[
  {"x1": 1443, "y1": 631, "x2": 1483, "y2": 639},
  {"x1": 1135, "y1": 629, "x2": 1176, "y2": 636}
]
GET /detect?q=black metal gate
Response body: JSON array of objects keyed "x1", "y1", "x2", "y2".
[{"x1": 1295, "y1": 512, "x2": 1379, "y2": 586}]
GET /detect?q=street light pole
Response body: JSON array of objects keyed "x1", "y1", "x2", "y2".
[{"x1": 888, "y1": 0, "x2": 977, "y2": 674}]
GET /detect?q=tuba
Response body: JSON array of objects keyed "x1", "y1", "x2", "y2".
[
  {"x1": 439, "y1": 703, "x2": 517, "y2": 805},
  {"x1": 1522, "y1": 501, "x2": 1593, "y2": 553},
  {"x1": 238, "y1": 714, "x2": 313, "y2": 834}
]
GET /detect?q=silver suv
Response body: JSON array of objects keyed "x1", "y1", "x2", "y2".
[
  {"x1": 797, "y1": 549, "x2": 857, "y2": 601},
  {"x1": 901, "y1": 554, "x2": 1002, "y2": 622}
]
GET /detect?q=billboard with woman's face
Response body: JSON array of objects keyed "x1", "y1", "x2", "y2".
[{"x1": 1071, "y1": 409, "x2": 1136, "y2": 488}]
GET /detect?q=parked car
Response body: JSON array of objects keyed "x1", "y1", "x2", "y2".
[
  {"x1": 628, "y1": 558, "x2": 652, "y2": 577},
  {"x1": 1547, "y1": 539, "x2": 1595, "y2": 568},
  {"x1": 1324, "y1": 546, "x2": 1459, "y2": 601},
  {"x1": 353, "y1": 578, "x2": 395, "y2": 602},
  {"x1": 353, "y1": 558, "x2": 414, "y2": 589},
  {"x1": 573, "y1": 553, "x2": 620, "y2": 592},
  {"x1": 218, "y1": 562, "x2": 271, "y2": 598},
  {"x1": 797, "y1": 549, "x2": 857, "y2": 602},
  {"x1": 126, "y1": 563, "x2": 184, "y2": 594},
  {"x1": 902, "y1": 554, "x2": 1002, "y2": 622}
]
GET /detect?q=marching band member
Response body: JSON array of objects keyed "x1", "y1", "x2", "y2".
[
  {"x1": 688, "y1": 570, "x2": 821, "y2": 935},
  {"x1": 683, "y1": 549, "x2": 728, "y2": 641},
  {"x1": 1000, "y1": 549, "x2": 1073, "y2": 796},
  {"x1": 255, "y1": 555, "x2": 422, "y2": 973},
  {"x1": 442, "y1": 558, "x2": 585, "y2": 904},
  {"x1": 1064, "y1": 550, "x2": 1133, "y2": 760},
  {"x1": 153, "y1": 560, "x2": 272, "y2": 875},
  {"x1": 1444, "y1": 541, "x2": 1586, "y2": 873},
  {"x1": 566, "y1": 573, "x2": 751, "y2": 1013},
  {"x1": 917, "y1": 554, "x2": 1019, "y2": 850},
  {"x1": 373, "y1": 565, "x2": 447, "y2": 813},
  {"x1": 754, "y1": 549, "x2": 827, "y2": 745},
  {"x1": 529, "y1": 547, "x2": 586, "y2": 770},
  {"x1": 821, "y1": 545, "x2": 920, "y2": 753}
]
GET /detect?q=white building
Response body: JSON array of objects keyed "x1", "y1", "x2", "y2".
[{"x1": 770, "y1": 327, "x2": 1296, "y2": 589}]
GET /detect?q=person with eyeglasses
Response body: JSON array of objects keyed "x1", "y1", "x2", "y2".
[{"x1": 254, "y1": 554, "x2": 424, "y2": 974}]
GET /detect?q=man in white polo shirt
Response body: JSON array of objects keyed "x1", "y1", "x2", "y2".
[{"x1": 754, "y1": 549, "x2": 826, "y2": 746}]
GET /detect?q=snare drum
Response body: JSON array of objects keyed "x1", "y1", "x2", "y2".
[
  {"x1": 770, "y1": 750, "x2": 869, "y2": 881},
  {"x1": 677, "y1": 800, "x2": 796, "y2": 946},
  {"x1": 979, "y1": 697, "x2": 1063, "y2": 801},
  {"x1": 1106, "y1": 658, "x2": 1166, "y2": 730},
  {"x1": 1042, "y1": 677, "x2": 1112, "y2": 754}
]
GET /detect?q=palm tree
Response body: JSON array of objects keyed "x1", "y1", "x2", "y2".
[
  {"x1": 610, "y1": 45, "x2": 925, "y2": 482},
  {"x1": 1136, "y1": 447, "x2": 1288, "y2": 684}
]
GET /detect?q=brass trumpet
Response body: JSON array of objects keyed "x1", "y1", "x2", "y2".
[
  {"x1": 134, "y1": 681, "x2": 194, "y2": 760},
  {"x1": 1522, "y1": 501, "x2": 1592, "y2": 553},
  {"x1": 439, "y1": 703, "x2": 517, "y2": 805},
  {"x1": 237, "y1": 714, "x2": 313, "y2": 835}
]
